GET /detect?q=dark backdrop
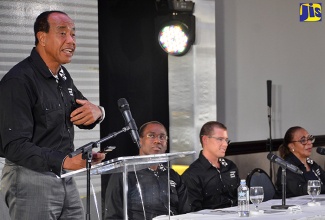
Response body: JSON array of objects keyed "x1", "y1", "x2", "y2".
[{"x1": 98, "y1": 0, "x2": 169, "y2": 214}]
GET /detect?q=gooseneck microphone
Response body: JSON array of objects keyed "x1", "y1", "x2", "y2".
[
  {"x1": 267, "y1": 80, "x2": 272, "y2": 108},
  {"x1": 267, "y1": 153, "x2": 303, "y2": 175},
  {"x1": 118, "y1": 98, "x2": 141, "y2": 148},
  {"x1": 316, "y1": 147, "x2": 325, "y2": 155}
]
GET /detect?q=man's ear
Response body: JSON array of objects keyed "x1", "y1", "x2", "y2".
[
  {"x1": 201, "y1": 135, "x2": 207, "y2": 145},
  {"x1": 37, "y1": 32, "x2": 46, "y2": 46}
]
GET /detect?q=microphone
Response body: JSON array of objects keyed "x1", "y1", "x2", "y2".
[
  {"x1": 267, "y1": 153, "x2": 303, "y2": 174},
  {"x1": 267, "y1": 80, "x2": 272, "y2": 108},
  {"x1": 316, "y1": 147, "x2": 325, "y2": 155},
  {"x1": 117, "y1": 98, "x2": 141, "y2": 148}
]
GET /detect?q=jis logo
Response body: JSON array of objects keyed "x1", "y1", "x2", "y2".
[{"x1": 300, "y1": 3, "x2": 322, "y2": 22}]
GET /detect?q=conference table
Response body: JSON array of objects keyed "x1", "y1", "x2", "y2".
[{"x1": 153, "y1": 194, "x2": 325, "y2": 220}]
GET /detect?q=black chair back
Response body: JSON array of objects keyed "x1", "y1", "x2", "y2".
[{"x1": 246, "y1": 168, "x2": 275, "y2": 202}]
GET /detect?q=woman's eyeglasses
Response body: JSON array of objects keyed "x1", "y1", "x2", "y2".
[{"x1": 291, "y1": 135, "x2": 315, "y2": 145}]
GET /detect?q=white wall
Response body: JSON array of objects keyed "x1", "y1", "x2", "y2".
[
  {"x1": 214, "y1": 0, "x2": 325, "y2": 180},
  {"x1": 216, "y1": 0, "x2": 325, "y2": 142},
  {"x1": 169, "y1": 0, "x2": 325, "y2": 182}
]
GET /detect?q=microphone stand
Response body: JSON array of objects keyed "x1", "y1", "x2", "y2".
[
  {"x1": 267, "y1": 106, "x2": 273, "y2": 181},
  {"x1": 69, "y1": 126, "x2": 130, "y2": 220},
  {"x1": 271, "y1": 167, "x2": 294, "y2": 209}
]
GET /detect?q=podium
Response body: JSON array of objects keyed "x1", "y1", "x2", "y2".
[{"x1": 61, "y1": 151, "x2": 195, "y2": 220}]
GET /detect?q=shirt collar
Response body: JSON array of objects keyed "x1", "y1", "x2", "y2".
[
  {"x1": 30, "y1": 48, "x2": 53, "y2": 79},
  {"x1": 287, "y1": 152, "x2": 313, "y2": 167},
  {"x1": 49, "y1": 67, "x2": 64, "y2": 83},
  {"x1": 198, "y1": 151, "x2": 228, "y2": 170}
]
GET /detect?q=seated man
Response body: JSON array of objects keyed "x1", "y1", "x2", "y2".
[
  {"x1": 104, "y1": 121, "x2": 191, "y2": 220},
  {"x1": 182, "y1": 121, "x2": 240, "y2": 211}
]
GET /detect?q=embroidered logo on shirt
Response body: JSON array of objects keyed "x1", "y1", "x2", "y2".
[
  {"x1": 158, "y1": 163, "x2": 167, "y2": 172},
  {"x1": 219, "y1": 158, "x2": 228, "y2": 167},
  {"x1": 68, "y1": 88, "x2": 74, "y2": 97},
  {"x1": 230, "y1": 171, "x2": 236, "y2": 178},
  {"x1": 307, "y1": 158, "x2": 314, "y2": 164},
  {"x1": 170, "y1": 180, "x2": 176, "y2": 188},
  {"x1": 59, "y1": 69, "x2": 67, "y2": 81}
]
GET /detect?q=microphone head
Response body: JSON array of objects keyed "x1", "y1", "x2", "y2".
[
  {"x1": 317, "y1": 147, "x2": 325, "y2": 155},
  {"x1": 267, "y1": 152, "x2": 303, "y2": 175},
  {"x1": 117, "y1": 98, "x2": 130, "y2": 111},
  {"x1": 267, "y1": 152, "x2": 276, "y2": 161},
  {"x1": 297, "y1": 169, "x2": 304, "y2": 175},
  {"x1": 267, "y1": 80, "x2": 272, "y2": 107}
]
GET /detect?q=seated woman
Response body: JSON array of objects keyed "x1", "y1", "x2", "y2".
[{"x1": 275, "y1": 126, "x2": 325, "y2": 198}]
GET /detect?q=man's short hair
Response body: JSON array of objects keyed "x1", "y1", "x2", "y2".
[
  {"x1": 34, "y1": 10, "x2": 68, "y2": 45},
  {"x1": 138, "y1": 121, "x2": 166, "y2": 137},
  {"x1": 199, "y1": 121, "x2": 227, "y2": 145}
]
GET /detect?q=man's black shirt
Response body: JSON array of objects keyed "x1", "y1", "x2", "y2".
[
  {"x1": 0, "y1": 48, "x2": 96, "y2": 175},
  {"x1": 182, "y1": 151, "x2": 240, "y2": 211},
  {"x1": 105, "y1": 164, "x2": 191, "y2": 220}
]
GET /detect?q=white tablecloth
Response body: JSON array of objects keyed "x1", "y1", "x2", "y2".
[{"x1": 153, "y1": 195, "x2": 325, "y2": 220}]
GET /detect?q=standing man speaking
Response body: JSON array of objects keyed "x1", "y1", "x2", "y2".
[{"x1": 0, "y1": 11, "x2": 105, "y2": 220}]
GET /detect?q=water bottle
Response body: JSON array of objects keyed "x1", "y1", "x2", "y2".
[{"x1": 238, "y1": 179, "x2": 249, "y2": 217}]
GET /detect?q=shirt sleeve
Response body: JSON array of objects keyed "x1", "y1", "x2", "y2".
[
  {"x1": 311, "y1": 162, "x2": 325, "y2": 194},
  {"x1": 171, "y1": 170, "x2": 191, "y2": 214},
  {"x1": 181, "y1": 169, "x2": 204, "y2": 211}
]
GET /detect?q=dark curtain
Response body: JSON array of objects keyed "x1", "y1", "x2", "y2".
[{"x1": 98, "y1": 0, "x2": 169, "y2": 216}]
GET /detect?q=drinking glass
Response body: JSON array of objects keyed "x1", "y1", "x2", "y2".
[
  {"x1": 249, "y1": 186, "x2": 264, "y2": 211},
  {"x1": 307, "y1": 180, "x2": 321, "y2": 204}
]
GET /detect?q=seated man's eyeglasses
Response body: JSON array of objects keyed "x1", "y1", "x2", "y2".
[
  {"x1": 291, "y1": 135, "x2": 315, "y2": 145},
  {"x1": 146, "y1": 133, "x2": 168, "y2": 141},
  {"x1": 207, "y1": 136, "x2": 231, "y2": 145}
]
